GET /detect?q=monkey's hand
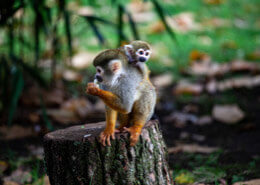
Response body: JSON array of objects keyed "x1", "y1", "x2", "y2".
[
  {"x1": 123, "y1": 126, "x2": 142, "y2": 146},
  {"x1": 100, "y1": 128, "x2": 115, "y2": 146},
  {"x1": 86, "y1": 82, "x2": 100, "y2": 96}
]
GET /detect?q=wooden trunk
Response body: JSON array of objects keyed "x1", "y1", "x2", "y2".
[{"x1": 43, "y1": 120, "x2": 173, "y2": 185}]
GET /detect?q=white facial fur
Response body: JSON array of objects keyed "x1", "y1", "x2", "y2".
[{"x1": 136, "y1": 48, "x2": 151, "y2": 62}]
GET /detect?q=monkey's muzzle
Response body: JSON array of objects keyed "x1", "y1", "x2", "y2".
[
  {"x1": 95, "y1": 75, "x2": 103, "y2": 82},
  {"x1": 139, "y1": 57, "x2": 147, "y2": 62}
]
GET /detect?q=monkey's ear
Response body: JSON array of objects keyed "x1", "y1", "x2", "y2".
[
  {"x1": 109, "y1": 59, "x2": 122, "y2": 73},
  {"x1": 124, "y1": 44, "x2": 133, "y2": 51}
]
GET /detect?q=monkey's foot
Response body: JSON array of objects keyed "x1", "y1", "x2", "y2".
[
  {"x1": 123, "y1": 126, "x2": 142, "y2": 146},
  {"x1": 115, "y1": 125, "x2": 127, "y2": 132},
  {"x1": 99, "y1": 129, "x2": 115, "y2": 146}
]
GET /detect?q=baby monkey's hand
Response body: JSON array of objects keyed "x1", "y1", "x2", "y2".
[{"x1": 86, "y1": 82, "x2": 100, "y2": 96}]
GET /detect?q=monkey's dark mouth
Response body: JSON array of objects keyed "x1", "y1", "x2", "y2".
[
  {"x1": 95, "y1": 75, "x2": 103, "y2": 82},
  {"x1": 139, "y1": 57, "x2": 146, "y2": 62}
]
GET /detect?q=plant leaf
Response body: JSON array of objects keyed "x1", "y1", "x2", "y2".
[
  {"x1": 122, "y1": 6, "x2": 140, "y2": 40},
  {"x1": 8, "y1": 68, "x2": 24, "y2": 125},
  {"x1": 117, "y1": 4, "x2": 126, "y2": 46},
  {"x1": 40, "y1": 96, "x2": 54, "y2": 131},
  {"x1": 85, "y1": 17, "x2": 105, "y2": 45},
  {"x1": 151, "y1": 0, "x2": 176, "y2": 42},
  {"x1": 64, "y1": 10, "x2": 72, "y2": 57}
]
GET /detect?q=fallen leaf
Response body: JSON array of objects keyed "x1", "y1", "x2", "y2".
[
  {"x1": 27, "y1": 145, "x2": 44, "y2": 159},
  {"x1": 0, "y1": 126, "x2": 35, "y2": 140},
  {"x1": 189, "y1": 50, "x2": 209, "y2": 61},
  {"x1": 70, "y1": 52, "x2": 96, "y2": 69},
  {"x1": 149, "y1": 21, "x2": 165, "y2": 34},
  {"x1": 164, "y1": 112, "x2": 198, "y2": 127},
  {"x1": 246, "y1": 50, "x2": 260, "y2": 61},
  {"x1": 204, "y1": 0, "x2": 224, "y2": 5},
  {"x1": 206, "y1": 79, "x2": 217, "y2": 93},
  {"x1": 3, "y1": 168, "x2": 32, "y2": 184},
  {"x1": 233, "y1": 179, "x2": 260, "y2": 185},
  {"x1": 167, "y1": 12, "x2": 201, "y2": 32},
  {"x1": 28, "y1": 113, "x2": 40, "y2": 123},
  {"x1": 0, "y1": 161, "x2": 9, "y2": 174},
  {"x1": 217, "y1": 75, "x2": 260, "y2": 91},
  {"x1": 127, "y1": 0, "x2": 152, "y2": 13},
  {"x1": 151, "y1": 74, "x2": 173, "y2": 88},
  {"x1": 196, "y1": 115, "x2": 212, "y2": 126},
  {"x1": 47, "y1": 98, "x2": 93, "y2": 124},
  {"x1": 46, "y1": 109, "x2": 78, "y2": 124},
  {"x1": 62, "y1": 70, "x2": 83, "y2": 82},
  {"x1": 74, "y1": 6, "x2": 94, "y2": 16},
  {"x1": 201, "y1": 17, "x2": 229, "y2": 28},
  {"x1": 174, "y1": 81, "x2": 203, "y2": 95},
  {"x1": 230, "y1": 60, "x2": 260, "y2": 72},
  {"x1": 192, "y1": 134, "x2": 206, "y2": 142},
  {"x1": 175, "y1": 172, "x2": 195, "y2": 184},
  {"x1": 129, "y1": 12, "x2": 156, "y2": 23},
  {"x1": 32, "y1": 175, "x2": 50, "y2": 185},
  {"x1": 21, "y1": 86, "x2": 65, "y2": 107},
  {"x1": 3, "y1": 181, "x2": 19, "y2": 185},
  {"x1": 168, "y1": 144, "x2": 219, "y2": 154},
  {"x1": 212, "y1": 104, "x2": 245, "y2": 124},
  {"x1": 189, "y1": 60, "x2": 229, "y2": 77},
  {"x1": 61, "y1": 98, "x2": 92, "y2": 119}
]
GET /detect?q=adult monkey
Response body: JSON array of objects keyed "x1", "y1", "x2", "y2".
[{"x1": 86, "y1": 49, "x2": 156, "y2": 146}]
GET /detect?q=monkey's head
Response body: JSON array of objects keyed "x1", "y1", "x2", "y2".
[
  {"x1": 124, "y1": 40, "x2": 151, "y2": 63},
  {"x1": 93, "y1": 49, "x2": 127, "y2": 86}
]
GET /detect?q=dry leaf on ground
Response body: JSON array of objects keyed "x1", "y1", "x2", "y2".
[
  {"x1": 233, "y1": 179, "x2": 260, "y2": 185},
  {"x1": 62, "y1": 70, "x2": 83, "y2": 82},
  {"x1": 168, "y1": 144, "x2": 219, "y2": 154},
  {"x1": 70, "y1": 52, "x2": 96, "y2": 69},
  {"x1": 3, "y1": 181, "x2": 19, "y2": 185},
  {"x1": 174, "y1": 81, "x2": 203, "y2": 95},
  {"x1": 3, "y1": 168, "x2": 32, "y2": 184},
  {"x1": 127, "y1": 0, "x2": 152, "y2": 13},
  {"x1": 151, "y1": 74, "x2": 173, "y2": 88},
  {"x1": 21, "y1": 86, "x2": 65, "y2": 107},
  {"x1": 212, "y1": 104, "x2": 245, "y2": 124},
  {"x1": 0, "y1": 126, "x2": 35, "y2": 140},
  {"x1": 0, "y1": 161, "x2": 9, "y2": 174},
  {"x1": 47, "y1": 98, "x2": 93, "y2": 124},
  {"x1": 164, "y1": 112, "x2": 198, "y2": 127}
]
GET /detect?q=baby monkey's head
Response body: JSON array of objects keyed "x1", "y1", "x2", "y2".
[{"x1": 124, "y1": 40, "x2": 151, "y2": 63}]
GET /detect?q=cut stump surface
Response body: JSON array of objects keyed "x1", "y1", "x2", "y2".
[{"x1": 43, "y1": 120, "x2": 173, "y2": 185}]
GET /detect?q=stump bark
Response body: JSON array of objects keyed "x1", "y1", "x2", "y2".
[{"x1": 43, "y1": 120, "x2": 173, "y2": 185}]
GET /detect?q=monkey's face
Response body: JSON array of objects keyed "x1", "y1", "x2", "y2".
[
  {"x1": 95, "y1": 59, "x2": 123, "y2": 86},
  {"x1": 136, "y1": 48, "x2": 151, "y2": 63}
]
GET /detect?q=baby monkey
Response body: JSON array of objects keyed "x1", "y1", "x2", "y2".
[{"x1": 121, "y1": 40, "x2": 152, "y2": 79}]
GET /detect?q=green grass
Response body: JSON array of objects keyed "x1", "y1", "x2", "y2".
[{"x1": 172, "y1": 151, "x2": 260, "y2": 184}]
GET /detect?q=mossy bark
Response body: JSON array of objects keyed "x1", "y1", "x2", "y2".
[{"x1": 43, "y1": 120, "x2": 173, "y2": 185}]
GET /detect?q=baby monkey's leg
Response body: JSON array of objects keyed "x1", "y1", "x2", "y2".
[{"x1": 100, "y1": 107, "x2": 117, "y2": 146}]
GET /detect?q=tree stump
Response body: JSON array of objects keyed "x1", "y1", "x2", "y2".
[{"x1": 43, "y1": 120, "x2": 173, "y2": 185}]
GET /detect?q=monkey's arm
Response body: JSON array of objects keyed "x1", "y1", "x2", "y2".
[{"x1": 86, "y1": 83, "x2": 133, "y2": 114}]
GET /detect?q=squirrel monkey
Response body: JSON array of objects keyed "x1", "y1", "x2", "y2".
[
  {"x1": 120, "y1": 40, "x2": 152, "y2": 80},
  {"x1": 86, "y1": 49, "x2": 156, "y2": 146}
]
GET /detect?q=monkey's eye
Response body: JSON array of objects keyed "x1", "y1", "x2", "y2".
[
  {"x1": 139, "y1": 50, "x2": 144, "y2": 55},
  {"x1": 97, "y1": 68, "x2": 102, "y2": 73},
  {"x1": 145, "y1": 51, "x2": 150, "y2": 56}
]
